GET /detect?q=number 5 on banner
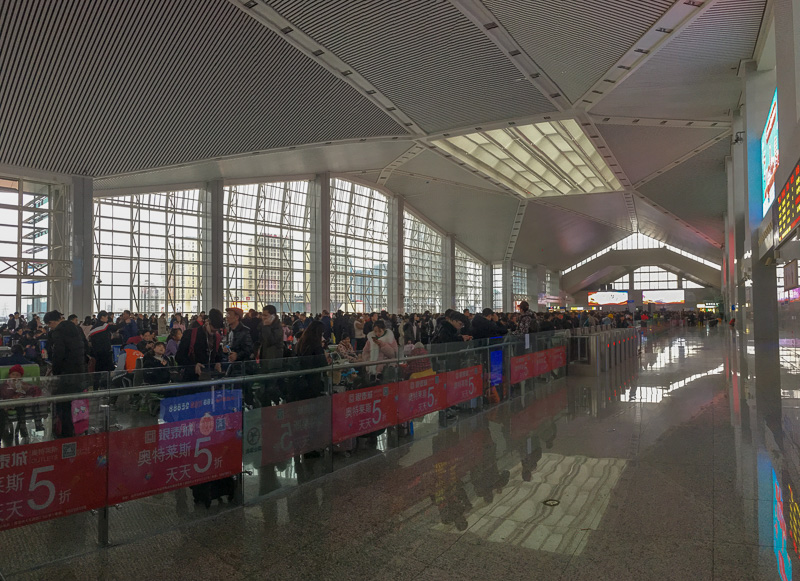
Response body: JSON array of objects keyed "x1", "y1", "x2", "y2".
[
  {"x1": 194, "y1": 437, "x2": 212, "y2": 473},
  {"x1": 28, "y1": 466, "x2": 55, "y2": 511},
  {"x1": 372, "y1": 399, "x2": 382, "y2": 425}
]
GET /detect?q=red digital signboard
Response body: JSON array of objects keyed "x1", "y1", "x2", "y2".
[{"x1": 776, "y1": 158, "x2": 800, "y2": 245}]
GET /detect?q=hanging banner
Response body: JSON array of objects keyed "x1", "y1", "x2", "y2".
[
  {"x1": 510, "y1": 352, "x2": 534, "y2": 384},
  {"x1": 397, "y1": 373, "x2": 447, "y2": 423},
  {"x1": 331, "y1": 384, "x2": 397, "y2": 443},
  {"x1": 510, "y1": 346, "x2": 568, "y2": 384},
  {"x1": 108, "y1": 412, "x2": 242, "y2": 504},
  {"x1": 445, "y1": 365, "x2": 483, "y2": 406},
  {"x1": 0, "y1": 434, "x2": 108, "y2": 531}
]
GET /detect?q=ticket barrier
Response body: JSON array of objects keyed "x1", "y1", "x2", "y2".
[{"x1": 569, "y1": 328, "x2": 637, "y2": 376}]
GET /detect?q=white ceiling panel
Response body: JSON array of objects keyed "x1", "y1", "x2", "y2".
[
  {"x1": 514, "y1": 204, "x2": 632, "y2": 270},
  {"x1": 540, "y1": 192, "x2": 636, "y2": 232},
  {"x1": 265, "y1": 0, "x2": 556, "y2": 132},
  {"x1": 593, "y1": 0, "x2": 766, "y2": 121},
  {"x1": 398, "y1": 150, "x2": 505, "y2": 192},
  {"x1": 598, "y1": 125, "x2": 730, "y2": 184},
  {"x1": 634, "y1": 196, "x2": 724, "y2": 264},
  {"x1": 94, "y1": 141, "x2": 414, "y2": 193},
  {"x1": 637, "y1": 140, "x2": 730, "y2": 246},
  {"x1": 384, "y1": 173, "x2": 519, "y2": 262},
  {"x1": 0, "y1": 1, "x2": 405, "y2": 177},
  {"x1": 482, "y1": 0, "x2": 674, "y2": 102}
]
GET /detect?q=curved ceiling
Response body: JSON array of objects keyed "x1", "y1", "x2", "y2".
[{"x1": 3, "y1": 0, "x2": 770, "y2": 277}]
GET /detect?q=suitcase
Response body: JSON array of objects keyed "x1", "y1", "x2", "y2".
[{"x1": 191, "y1": 476, "x2": 237, "y2": 508}]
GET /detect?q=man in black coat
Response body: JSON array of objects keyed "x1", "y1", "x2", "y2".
[
  {"x1": 176, "y1": 308, "x2": 225, "y2": 382},
  {"x1": 44, "y1": 310, "x2": 88, "y2": 437},
  {"x1": 470, "y1": 308, "x2": 500, "y2": 340}
]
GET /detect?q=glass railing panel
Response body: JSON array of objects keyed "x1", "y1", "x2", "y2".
[{"x1": 0, "y1": 370, "x2": 110, "y2": 574}]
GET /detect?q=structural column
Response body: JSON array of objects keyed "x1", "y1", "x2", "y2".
[
  {"x1": 310, "y1": 173, "x2": 331, "y2": 314},
  {"x1": 58, "y1": 176, "x2": 93, "y2": 317},
  {"x1": 203, "y1": 180, "x2": 224, "y2": 310},
  {"x1": 742, "y1": 60, "x2": 780, "y2": 428},
  {"x1": 442, "y1": 235, "x2": 456, "y2": 310},
  {"x1": 501, "y1": 260, "x2": 513, "y2": 312},
  {"x1": 388, "y1": 196, "x2": 404, "y2": 314},
  {"x1": 482, "y1": 263, "x2": 493, "y2": 311}
]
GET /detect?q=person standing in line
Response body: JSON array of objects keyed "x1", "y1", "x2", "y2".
[{"x1": 44, "y1": 310, "x2": 87, "y2": 438}]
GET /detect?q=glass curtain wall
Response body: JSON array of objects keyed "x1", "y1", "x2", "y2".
[
  {"x1": 223, "y1": 181, "x2": 312, "y2": 313},
  {"x1": 512, "y1": 265, "x2": 529, "y2": 308},
  {"x1": 455, "y1": 246, "x2": 483, "y2": 312},
  {"x1": 403, "y1": 210, "x2": 442, "y2": 313},
  {"x1": 0, "y1": 177, "x2": 60, "y2": 317},
  {"x1": 492, "y1": 263, "x2": 503, "y2": 311},
  {"x1": 93, "y1": 189, "x2": 207, "y2": 315},
  {"x1": 330, "y1": 179, "x2": 389, "y2": 313}
]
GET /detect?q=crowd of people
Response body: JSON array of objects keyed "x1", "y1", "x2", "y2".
[{"x1": 0, "y1": 301, "x2": 718, "y2": 445}]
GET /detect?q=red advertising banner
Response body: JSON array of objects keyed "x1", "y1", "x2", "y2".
[
  {"x1": 445, "y1": 365, "x2": 483, "y2": 406},
  {"x1": 243, "y1": 397, "x2": 332, "y2": 466},
  {"x1": 331, "y1": 384, "x2": 397, "y2": 443},
  {"x1": 510, "y1": 346, "x2": 568, "y2": 384},
  {"x1": 510, "y1": 353, "x2": 534, "y2": 384},
  {"x1": 108, "y1": 412, "x2": 242, "y2": 504},
  {"x1": 546, "y1": 346, "x2": 567, "y2": 370},
  {"x1": 397, "y1": 373, "x2": 447, "y2": 423},
  {"x1": 533, "y1": 350, "x2": 550, "y2": 376},
  {"x1": 0, "y1": 433, "x2": 108, "y2": 531}
]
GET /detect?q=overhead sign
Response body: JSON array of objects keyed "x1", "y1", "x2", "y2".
[
  {"x1": 763, "y1": 89, "x2": 779, "y2": 217},
  {"x1": 642, "y1": 290, "x2": 685, "y2": 305},
  {"x1": 776, "y1": 157, "x2": 800, "y2": 245},
  {"x1": 588, "y1": 291, "x2": 628, "y2": 306}
]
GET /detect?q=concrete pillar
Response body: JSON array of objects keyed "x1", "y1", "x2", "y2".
[
  {"x1": 56, "y1": 176, "x2": 93, "y2": 316},
  {"x1": 310, "y1": 173, "x2": 331, "y2": 313},
  {"x1": 442, "y1": 235, "x2": 456, "y2": 309},
  {"x1": 388, "y1": 196, "x2": 404, "y2": 314},
  {"x1": 204, "y1": 180, "x2": 224, "y2": 310},
  {"x1": 482, "y1": 263, "x2": 493, "y2": 311},
  {"x1": 731, "y1": 111, "x2": 749, "y2": 330},
  {"x1": 501, "y1": 260, "x2": 513, "y2": 311},
  {"x1": 741, "y1": 59, "x2": 780, "y2": 428}
]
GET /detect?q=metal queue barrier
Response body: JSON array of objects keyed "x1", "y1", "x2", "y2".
[
  {"x1": 568, "y1": 327, "x2": 639, "y2": 376},
  {"x1": 0, "y1": 328, "x2": 575, "y2": 575}
]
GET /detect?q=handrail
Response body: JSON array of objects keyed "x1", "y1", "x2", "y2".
[{"x1": 0, "y1": 330, "x2": 573, "y2": 409}]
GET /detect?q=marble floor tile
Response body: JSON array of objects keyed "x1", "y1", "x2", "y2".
[{"x1": 563, "y1": 531, "x2": 713, "y2": 581}]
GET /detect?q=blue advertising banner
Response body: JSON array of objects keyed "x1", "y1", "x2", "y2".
[
  {"x1": 160, "y1": 389, "x2": 242, "y2": 423},
  {"x1": 490, "y1": 349, "x2": 503, "y2": 387}
]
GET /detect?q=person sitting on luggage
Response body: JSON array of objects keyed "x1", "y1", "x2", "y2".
[
  {"x1": 142, "y1": 342, "x2": 172, "y2": 385},
  {"x1": 335, "y1": 335, "x2": 359, "y2": 363},
  {"x1": 404, "y1": 342, "x2": 433, "y2": 379},
  {"x1": 0, "y1": 364, "x2": 42, "y2": 443}
]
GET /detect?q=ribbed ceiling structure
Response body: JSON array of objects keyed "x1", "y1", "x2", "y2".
[
  {"x1": 0, "y1": 1, "x2": 405, "y2": 176},
  {"x1": 2, "y1": 0, "x2": 771, "y2": 280}
]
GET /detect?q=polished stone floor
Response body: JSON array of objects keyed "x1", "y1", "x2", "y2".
[{"x1": 4, "y1": 326, "x2": 796, "y2": 580}]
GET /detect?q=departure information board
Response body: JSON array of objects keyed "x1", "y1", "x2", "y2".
[{"x1": 776, "y1": 158, "x2": 800, "y2": 245}]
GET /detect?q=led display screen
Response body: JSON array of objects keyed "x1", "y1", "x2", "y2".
[
  {"x1": 776, "y1": 157, "x2": 800, "y2": 244},
  {"x1": 642, "y1": 290, "x2": 685, "y2": 305},
  {"x1": 763, "y1": 89, "x2": 779, "y2": 217},
  {"x1": 587, "y1": 291, "x2": 628, "y2": 306}
]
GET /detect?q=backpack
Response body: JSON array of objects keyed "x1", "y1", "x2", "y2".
[{"x1": 187, "y1": 327, "x2": 220, "y2": 360}]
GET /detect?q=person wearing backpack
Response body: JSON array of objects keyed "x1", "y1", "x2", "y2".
[{"x1": 175, "y1": 308, "x2": 224, "y2": 382}]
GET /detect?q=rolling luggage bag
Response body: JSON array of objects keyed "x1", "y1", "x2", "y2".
[{"x1": 191, "y1": 476, "x2": 237, "y2": 508}]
